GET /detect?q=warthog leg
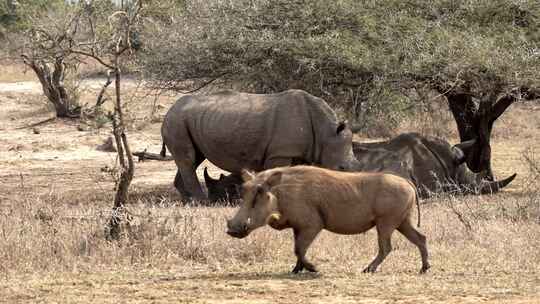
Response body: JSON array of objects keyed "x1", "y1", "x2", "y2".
[
  {"x1": 397, "y1": 219, "x2": 430, "y2": 274},
  {"x1": 363, "y1": 223, "x2": 394, "y2": 273},
  {"x1": 292, "y1": 227, "x2": 321, "y2": 274}
]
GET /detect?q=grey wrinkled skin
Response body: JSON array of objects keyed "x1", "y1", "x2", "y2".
[
  {"x1": 353, "y1": 133, "x2": 517, "y2": 198},
  {"x1": 161, "y1": 89, "x2": 359, "y2": 200}
]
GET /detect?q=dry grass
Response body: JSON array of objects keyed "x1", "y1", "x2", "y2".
[
  {"x1": 0, "y1": 68, "x2": 539, "y2": 303},
  {"x1": 0, "y1": 187, "x2": 539, "y2": 303}
]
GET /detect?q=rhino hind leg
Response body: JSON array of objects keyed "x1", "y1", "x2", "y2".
[
  {"x1": 397, "y1": 219, "x2": 430, "y2": 274},
  {"x1": 292, "y1": 227, "x2": 321, "y2": 274},
  {"x1": 363, "y1": 223, "x2": 394, "y2": 273},
  {"x1": 177, "y1": 162, "x2": 205, "y2": 201},
  {"x1": 173, "y1": 170, "x2": 189, "y2": 198},
  {"x1": 170, "y1": 142, "x2": 206, "y2": 201}
]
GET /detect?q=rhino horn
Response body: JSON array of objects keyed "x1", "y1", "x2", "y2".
[
  {"x1": 452, "y1": 138, "x2": 477, "y2": 165},
  {"x1": 454, "y1": 138, "x2": 476, "y2": 153},
  {"x1": 203, "y1": 167, "x2": 218, "y2": 185},
  {"x1": 479, "y1": 173, "x2": 517, "y2": 194}
]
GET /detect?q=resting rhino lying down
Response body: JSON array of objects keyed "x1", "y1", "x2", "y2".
[
  {"x1": 161, "y1": 89, "x2": 360, "y2": 200},
  {"x1": 227, "y1": 166, "x2": 430, "y2": 274},
  {"x1": 206, "y1": 133, "x2": 516, "y2": 201},
  {"x1": 353, "y1": 133, "x2": 517, "y2": 198}
]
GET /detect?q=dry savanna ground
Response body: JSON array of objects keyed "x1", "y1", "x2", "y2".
[{"x1": 0, "y1": 63, "x2": 539, "y2": 303}]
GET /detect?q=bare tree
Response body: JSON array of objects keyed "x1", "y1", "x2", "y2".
[
  {"x1": 20, "y1": 9, "x2": 84, "y2": 118},
  {"x1": 18, "y1": 0, "x2": 145, "y2": 239}
]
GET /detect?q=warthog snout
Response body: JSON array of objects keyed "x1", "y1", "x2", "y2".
[{"x1": 226, "y1": 218, "x2": 250, "y2": 239}]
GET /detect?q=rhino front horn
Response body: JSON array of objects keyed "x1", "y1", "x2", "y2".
[{"x1": 479, "y1": 173, "x2": 517, "y2": 194}]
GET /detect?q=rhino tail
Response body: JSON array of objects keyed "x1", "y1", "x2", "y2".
[
  {"x1": 479, "y1": 173, "x2": 517, "y2": 194},
  {"x1": 160, "y1": 142, "x2": 166, "y2": 158}
]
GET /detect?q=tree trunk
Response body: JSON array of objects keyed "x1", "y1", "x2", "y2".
[
  {"x1": 21, "y1": 56, "x2": 80, "y2": 118},
  {"x1": 446, "y1": 92, "x2": 518, "y2": 179},
  {"x1": 106, "y1": 67, "x2": 135, "y2": 240}
]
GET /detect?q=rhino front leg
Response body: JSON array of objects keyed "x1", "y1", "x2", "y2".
[{"x1": 292, "y1": 227, "x2": 321, "y2": 274}]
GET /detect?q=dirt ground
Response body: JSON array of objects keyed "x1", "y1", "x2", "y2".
[{"x1": 0, "y1": 68, "x2": 539, "y2": 303}]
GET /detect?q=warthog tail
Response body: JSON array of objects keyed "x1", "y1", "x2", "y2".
[
  {"x1": 415, "y1": 186, "x2": 421, "y2": 228},
  {"x1": 406, "y1": 177, "x2": 421, "y2": 228}
]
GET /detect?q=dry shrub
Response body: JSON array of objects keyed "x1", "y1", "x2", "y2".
[{"x1": 398, "y1": 92, "x2": 457, "y2": 139}]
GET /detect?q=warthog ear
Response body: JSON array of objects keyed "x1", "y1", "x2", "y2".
[
  {"x1": 336, "y1": 120, "x2": 349, "y2": 135},
  {"x1": 263, "y1": 171, "x2": 282, "y2": 191},
  {"x1": 241, "y1": 169, "x2": 256, "y2": 182}
]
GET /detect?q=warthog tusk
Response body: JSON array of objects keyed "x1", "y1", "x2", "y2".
[
  {"x1": 246, "y1": 217, "x2": 252, "y2": 226},
  {"x1": 266, "y1": 212, "x2": 281, "y2": 224}
]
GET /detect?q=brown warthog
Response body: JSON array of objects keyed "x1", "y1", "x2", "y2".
[
  {"x1": 227, "y1": 166, "x2": 430, "y2": 274},
  {"x1": 161, "y1": 89, "x2": 360, "y2": 200}
]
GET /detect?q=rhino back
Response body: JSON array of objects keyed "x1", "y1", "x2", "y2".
[{"x1": 164, "y1": 90, "x2": 328, "y2": 172}]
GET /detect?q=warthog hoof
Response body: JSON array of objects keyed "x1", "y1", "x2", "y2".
[{"x1": 292, "y1": 260, "x2": 318, "y2": 274}]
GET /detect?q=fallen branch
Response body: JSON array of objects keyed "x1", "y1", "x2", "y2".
[
  {"x1": 14, "y1": 117, "x2": 56, "y2": 130},
  {"x1": 132, "y1": 150, "x2": 174, "y2": 162}
]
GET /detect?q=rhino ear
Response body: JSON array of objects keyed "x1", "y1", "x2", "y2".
[
  {"x1": 451, "y1": 146, "x2": 466, "y2": 165},
  {"x1": 337, "y1": 121, "x2": 348, "y2": 135},
  {"x1": 203, "y1": 167, "x2": 216, "y2": 185},
  {"x1": 263, "y1": 171, "x2": 282, "y2": 190},
  {"x1": 452, "y1": 138, "x2": 476, "y2": 165},
  {"x1": 241, "y1": 169, "x2": 256, "y2": 182}
]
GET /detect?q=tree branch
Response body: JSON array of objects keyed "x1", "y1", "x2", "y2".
[
  {"x1": 490, "y1": 94, "x2": 516, "y2": 123},
  {"x1": 70, "y1": 49, "x2": 115, "y2": 69}
]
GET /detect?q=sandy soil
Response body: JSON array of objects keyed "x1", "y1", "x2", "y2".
[{"x1": 0, "y1": 78, "x2": 539, "y2": 304}]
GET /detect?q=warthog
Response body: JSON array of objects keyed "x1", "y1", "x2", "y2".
[
  {"x1": 227, "y1": 166, "x2": 430, "y2": 274},
  {"x1": 205, "y1": 148, "x2": 413, "y2": 202},
  {"x1": 161, "y1": 89, "x2": 360, "y2": 200}
]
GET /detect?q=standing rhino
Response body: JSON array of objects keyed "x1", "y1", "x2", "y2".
[
  {"x1": 353, "y1": 133, "x2": 517, "y2": 198},
  {"x1": 227, "y1": 166, "x2": 430, "y2": 274},
  {"x1": 161, "y1": 89, "x2": 359, "y2": 200}
]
